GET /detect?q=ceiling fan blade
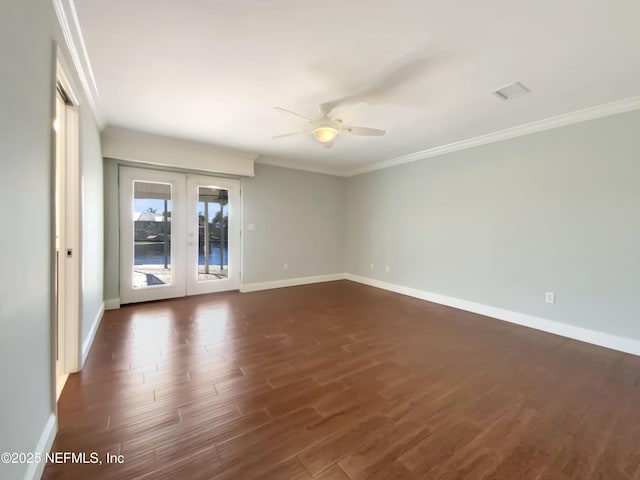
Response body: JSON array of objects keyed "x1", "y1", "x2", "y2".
[
  {"x1": 273, "y1": 106, "x2": 314, "y2": 122},
  {"x1": 319, "y1": 99, "x2": 350, "y2": 116},
  {"x1": 319, "y1": 56, "x2": 431, "y2": 116},
  {"x1": 272, "y1": 130, "x2": 310, "y2": 138},
  {"x1": 341, "y1": 126, "x2": 386, "y2": 136}
]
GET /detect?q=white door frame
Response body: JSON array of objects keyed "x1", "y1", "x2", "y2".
[
  {"x1": 119, "y1": 167, "x2": 187, "y2": 304},
  {"x1": 186, "y1": 174, "x2": 241, "y2": 295},
  {"x1": 53, "y1": 51, "x2": 82, "y2": 404}
]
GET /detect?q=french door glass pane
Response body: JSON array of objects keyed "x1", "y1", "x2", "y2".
[
  {"x1": 198, "y1": 186, "x2": 228, "y2": 281},
  {"x1": 132, "y1": 181, "x2": 173, "y2": 288}
]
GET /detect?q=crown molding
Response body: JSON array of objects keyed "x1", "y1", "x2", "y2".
[
  {"x1": 52, "y1": 0, "x2": 105, "y2": 128},
  {"x1": 346, "y1": 95, "x2": 640, "y2": 177},
  {"x1": 255, "y1": 155, "x2": 349, "y2": 177}
]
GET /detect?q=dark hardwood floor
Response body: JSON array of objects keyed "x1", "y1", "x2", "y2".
[{"x1": 44, "y1": 280, "x2": 640, "y2": 479}]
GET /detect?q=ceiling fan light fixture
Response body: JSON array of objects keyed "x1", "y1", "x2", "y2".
[{"x1": 312, "y1": 126, "x2": 338, "y2": 143}]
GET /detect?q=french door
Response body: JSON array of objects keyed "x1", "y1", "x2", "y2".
[
  {"x1": 186, "y1": 174, "x2": 240, "y2": 295},
  {"x1": 119, "y1": 167, "x2": 240, "y2": 304}
]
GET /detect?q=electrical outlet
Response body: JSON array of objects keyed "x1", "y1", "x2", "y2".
[
  {"x1": 370, "y1": 263, "x2": 374, "y2": 270},
  {"x1": 545, "y1": 292, "x2": 555, "y2": 304},
  {"x1": 385, "y1": 265, "x2": 390, "y2": 273},
  {"x1": 283, "y1": 263, "x2": 288, "y2": 271}
]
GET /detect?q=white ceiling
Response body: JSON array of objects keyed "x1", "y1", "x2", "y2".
[{"x1": 74, "y1": 0, "x2": 640, "y2": 172}]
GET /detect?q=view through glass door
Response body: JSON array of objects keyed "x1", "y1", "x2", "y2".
[
  {"x1": 119, "y1": 167, "x2": 240, "y2": 304},
  {"x1": 187, "y1": 175, "x2": 240, "y2": 295}
]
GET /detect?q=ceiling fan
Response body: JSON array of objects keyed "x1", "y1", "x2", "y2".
[
  {"x1": 272, "y1": 53, "x2": 435, "y2": 147},
  {"x1": 273, "y1": 106, "x2": 385, "y2": 148}
]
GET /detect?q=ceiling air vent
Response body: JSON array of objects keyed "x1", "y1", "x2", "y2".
[{"x1": 492, "y1": 82, "x2": 530, "y2": 101}]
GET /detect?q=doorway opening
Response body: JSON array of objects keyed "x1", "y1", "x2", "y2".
[{"x1": 54, "y1": 61, "x2": 81, "y2": 401}]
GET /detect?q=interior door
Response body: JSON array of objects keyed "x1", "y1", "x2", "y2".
[
  {"x1": 55, "y1": 88, "x2": 66, "y2": 393},
  {"x1": 186, "y1": 175, "x2": 241, "y2": 295},
  {"x1": 119, "y1": 167, "x2": 186, "y2": 304}
]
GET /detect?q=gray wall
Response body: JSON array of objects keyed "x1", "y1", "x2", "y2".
[
  {"x1": 242, "y1": 163, "x2": 345, "y2": 284},
  {"x1": 0, "y1": 1, "x2": 103, "y2": 478},
  {"x1": 346, "y1": 109, "x2": 640, "y2": 340},
  {"x1": 103, "y1": 159, "x2": 120, "y2": 301},
  {"x1": 103, "y1": 161, "x2": 345, "y2": 297},
  {"x1": 80, "y1": 84, "x2": 105, "y2": 342}
]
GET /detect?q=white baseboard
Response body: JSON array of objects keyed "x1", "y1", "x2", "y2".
[
  {"x1": 81, "y1": 302, "x2": 104, "y2": 367},
  {"x1": 240, "y1": 273, "x2": 346, "y2": 293},
  {"x1": 104, "y1": 298, "x2": 120, "y2": 310},
  {"x1": 345, "y1": 273, "x2": 640, "y2": 356},
  {"x1": 23, "y1": 413, "x2": 56, "y2": 480}
]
